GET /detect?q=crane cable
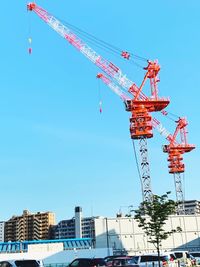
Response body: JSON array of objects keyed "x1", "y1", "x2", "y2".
[
  {"x1": 161, "y1": 109, "x2": 182, "y2": 124},
  {"x1": 132, "y1": 139, "x2": 143, "y2": 197},
  {"x1": 46, "y1": 14, "x2": 184, "y2": 123},
  {"x1": 59, "y1": 18, "x2": 148, "y2": 69},
  {"x1": 60, "y1": 20, "x2": 185, "y2": 124},
  {"x1": 97, "y1": 78, "x2": 103, "y2": 113},
  {"x1": 27, "y1": 0, "x2": 33, "y2": 54}
]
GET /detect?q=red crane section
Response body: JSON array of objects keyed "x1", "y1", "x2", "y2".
[
  {"x1": 161, "y1": 117, "x2": 195, "y2": 213},
  {"x1": 124, "y1": 60, "x2": 169, "y2": 139},
  {"x1": 163, "y1": 118, "x2": 195, "y2": 173},
  {"x1": 97, "y1": 73, "x2": 195, "y2": 175}
]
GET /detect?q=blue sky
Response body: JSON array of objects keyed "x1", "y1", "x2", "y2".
[{"x1": 0, "y1": 1, "x2": 199, "y2": 222}]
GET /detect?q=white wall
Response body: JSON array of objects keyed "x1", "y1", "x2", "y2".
[{"x1": 94, "y1": 215, "x2": 200, "y2": 253}]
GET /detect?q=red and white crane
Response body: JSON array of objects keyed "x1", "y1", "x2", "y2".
[
  {"x1": 27, "y1": 3, "x2": 194, "y2": 209},
  {"x1": 161, "y1": 117, "x2": 195, "y2": 214},
  {"x1": 98, "y1": 73, "x2": 195, "y2": 213}
]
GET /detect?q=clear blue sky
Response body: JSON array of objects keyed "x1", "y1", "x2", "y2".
[{"x1": 0, "y1": 1, "x2": 199, "y2": 222}]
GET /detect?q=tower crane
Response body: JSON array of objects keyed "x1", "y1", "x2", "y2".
[
  {"x1": 161, "y1": 118, "x2": 195, "y2": 214},
  {"x1": 28, "y1": 2, "x2": 175, "y2": 203},
  {"x1": 97, "y1": 73, "x2": 195, "y2": 213}
]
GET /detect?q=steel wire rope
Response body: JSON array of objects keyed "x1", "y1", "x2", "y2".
[
  {"x1": 69, "y1": 29, "x2": 145, "y2": 69},
  {"x1": 27, "y1": 1, "x2": 33, "y2": 54},
  {"x1": 158, "y1": 107, "x2": 183, "y2": 132},
  {"x1": 97, "y1": 77, "x2": 103, "y2": 113},
  {"x1": 61, "y1": 19, "x2": 148, "y2": 60},
  {"x1": 59, "y1": 18, "x2": 121, "y2": 53},
  {"x1": 162, "y1": 110, "x2": 180, "y2": 122},
  {"x1": 59, "y1": 18, "x2": 148, "y2": 68},
  {"x1": 182, "y1": 172, "x2": 186, "y2": 206},
  {"x1": 132, "y1": 139, "x2": 144, "y2": 201},
  {"x1": 167, "y1": 111, "x2": 180, "y2": 119}
]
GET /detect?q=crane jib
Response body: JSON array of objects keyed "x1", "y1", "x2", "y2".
[{"x1": 30, "y1": 2, "x2": 135, "y2": 93}]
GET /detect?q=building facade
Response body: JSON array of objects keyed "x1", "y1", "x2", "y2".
[
  {"x1": 94, "y1": 214, "x2": 200, "y2": 254},
  {"x1": 0, "y1": 221, "x2": 5, "y2": 242},
  {"x1": 2, "y1": 213, "x2": 200, "y2": 255},
  {"x1": 52, "y1": 207, "x2": 96, "y2": 240},
  {"x1": 52, "y1": 206, "x2": 200, "y2": 253},
  {"x1": 4, "y1": 210, "x2": 55, "y2": 242},
  {"x1": 184, "y1": 200, "x2": 200, "y2": 215},
  {"x1": 2, "y1": 207, "x2": 200, "y2": 256}
]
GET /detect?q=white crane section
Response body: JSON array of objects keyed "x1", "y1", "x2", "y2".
[{"x1": 28, "y1": 3, "x2": 136, "y2": 95}]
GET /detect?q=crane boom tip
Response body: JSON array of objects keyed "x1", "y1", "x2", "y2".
[{"x1": 27, "y1": 3, "x2": 36, "y2": 11}]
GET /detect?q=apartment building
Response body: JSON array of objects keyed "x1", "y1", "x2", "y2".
[
  {"x1": 4, "y1": 210, "x2": 55, "y2": 242},
  {"x1": 52, "y1": 206, "x2": 96, "y2": 240},
  {"x1": 0, "y1": 221, "x2": 5, "y2": 242},
  {"x1": 184, "y1": 200, "x2": 200, "y2": 215}
]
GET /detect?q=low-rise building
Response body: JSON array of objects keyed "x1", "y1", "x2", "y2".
[
  {"x1": 94, "y1": 214, "x2": 200, "y2": 253},
  {"x1": 52, "y1": 206, "x2": 96, "y2": 240},
  {"x1": 51, "y1": 206, "x2": 200, "y2": 253}
]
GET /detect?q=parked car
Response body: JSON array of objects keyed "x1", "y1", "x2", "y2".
[
  {"x1": 0, "y1": 259, "x2": 44, "y2": 267},
  {"x1": 111, "y1": 256, "x2": 139, "y2": 267},
  {"x1": 172, "y1": 251, "x2": 196, "y2": 267},
  {"x1": 68, "y1": 258, "x2": 106, "y2": 267},
  {"x1": 190, "y1": 252, "x2": 200, "y2": 265},
  {"x1": 161, "y1": 252, "x2": 178, "y2": 267},
  {"x1": 131, "y1": 253, "x2": 178, "y2": 267},
  {"x1": 104, "y1": 256, "x2": 127, "y2": 267}
]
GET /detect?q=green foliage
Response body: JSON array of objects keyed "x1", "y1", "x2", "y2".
[{"x1": 134, "y1": 192, "x2": 181, "y2": 252}]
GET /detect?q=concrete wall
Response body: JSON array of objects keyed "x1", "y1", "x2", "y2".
[{"x1": 94, "y1": 215, "x2": 200, "y2": 254}]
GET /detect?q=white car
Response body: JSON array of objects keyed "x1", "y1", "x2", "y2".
[
  {"x1": 172, "y1": 251, "x2": 195, "y2": 267},
  {"x1": 131, "y1": 253, "x2": 178, "y2": 267},
  {"x1": 190, "y1": 252, "x2": 200, "y2": 265},
  {"x1": 0, "y1": 259, "x2": 44, "y2": 267}
]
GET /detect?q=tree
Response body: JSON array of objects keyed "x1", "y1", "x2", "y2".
[{"x1": 134, "y1": 192, "x2": 181, "y2": 267}]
